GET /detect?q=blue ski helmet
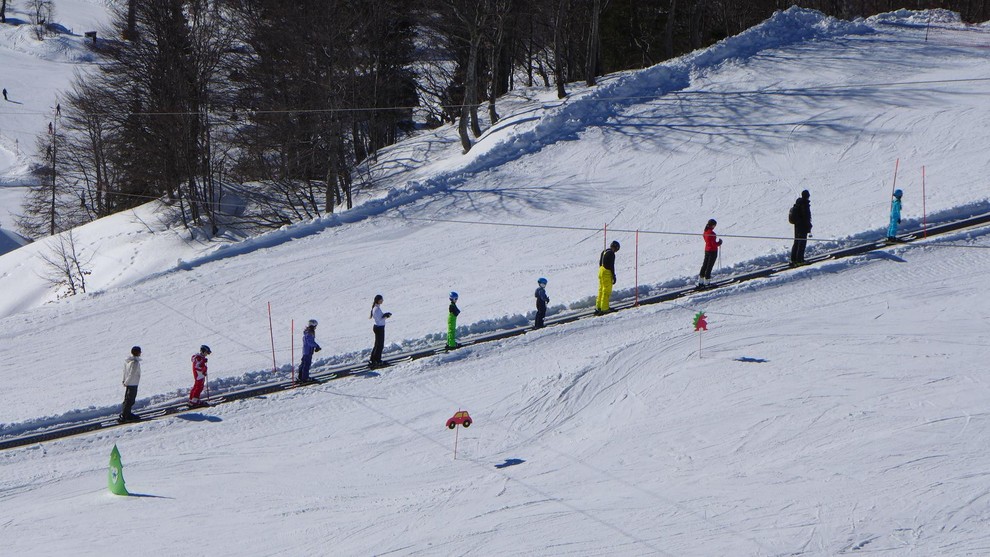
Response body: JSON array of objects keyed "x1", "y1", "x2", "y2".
[
  {"x1": 893, "y1": 189, "x2": 903, "y2": 198},
  {"x1": 308, "y1": 319, "x2": 318, "y2": 327},
  {"x1": 449, "y1": 291, "x2": 459, "y2": 301},
  {"x1": 200, "y1": 344, "x2": 212, "y2": 355},
  {"x1": 537, "y1": 277, "x2": 548, "y2": 286}
]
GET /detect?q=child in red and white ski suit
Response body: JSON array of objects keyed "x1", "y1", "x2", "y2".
[{"x1": 189, "y1": 345, "x2": 211, "y2": 404}]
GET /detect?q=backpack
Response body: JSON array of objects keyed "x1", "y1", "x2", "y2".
[{"x1": 788, "y1": 202, "x2": 798, "y2": 224}]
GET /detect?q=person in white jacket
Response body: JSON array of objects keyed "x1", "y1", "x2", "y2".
[
  {"x1": 369, "y1": 294, "x2": 392, "y2": 367},
  {"x1": 119, "y1": 346, "x2": 142, "y2": 423}
]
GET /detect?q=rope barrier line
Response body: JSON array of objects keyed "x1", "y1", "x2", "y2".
[
  {"x1": 2, "y1": 77, "x2": 989, "y2": 119},
  {"x1": 384, "y1": 214, "x2": 845, "y2": 242}
]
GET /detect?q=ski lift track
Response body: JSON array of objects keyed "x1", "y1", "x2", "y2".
[{"x1": 3, "y1": 213, "x2": 990, "y2": 452}]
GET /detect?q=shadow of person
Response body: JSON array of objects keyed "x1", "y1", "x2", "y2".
[{"x1": 176, "y1": 413, "x2": 222, "y2": 423}]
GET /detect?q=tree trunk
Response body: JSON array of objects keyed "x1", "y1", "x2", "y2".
[
  {"x1": 488, "y1": 21, "x2": 506, "y2": 125},
  {"x1": 468, "y1": 32, "x2": 483, "y2": 138},
  {"x1": 553, "y1": 0, "x2": 568, "y2": 99},
  {"x1": 665, "y1": 0, "x2": 677, "y2": 60},
  {"x1": 459, "y1": 30, "x2": 482, "y2": 151},
  {"x1": 50, "y1": 119, "x2": 57, "y2": 236},
  {"x1": 458, "y1": 103, "x2": 472, "y2": 153},
  {"x1": 124, "y1": 0, "x2": 138, "y2": 40},
  {"x1": 586, "y1": 0, "x2": 601, "y2": 86}
]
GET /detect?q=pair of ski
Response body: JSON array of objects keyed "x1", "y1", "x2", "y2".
[
  {"x1": 883, "y1": 234, "x2": 917, "y2": 245},
  {"x1": 305, "y1": 355, "x2": 416, "y2": 383},
  {"x1": 185, "y1": 398, "x2": 224, "y2": 409},
  {"x1": 112, "y1": 398, "x2": 223, "y2": 425}
]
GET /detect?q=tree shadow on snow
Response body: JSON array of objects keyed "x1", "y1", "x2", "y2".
[
  {"x1": 495, "y1": 458, "x2": 526, "y2": 469},
  {"x1": 735, "y1": 356, "x2": 769, "y2": 363}
]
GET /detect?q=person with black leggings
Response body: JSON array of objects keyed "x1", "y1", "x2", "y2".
[
  {"x1": 369, "y1": 294, "x2": 392, "y2": 367},
  {"x1": 698, "y1": 219, "x2": 722, "y2": 288}
]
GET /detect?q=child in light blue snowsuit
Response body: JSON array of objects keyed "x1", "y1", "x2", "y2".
[{"x1": 887, "y1": 189, "x2": 903, "y2": 241}]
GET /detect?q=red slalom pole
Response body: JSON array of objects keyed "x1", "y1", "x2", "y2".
[
  {"x1": 890, "y1": 158, "x2": 900, "y2": 197},
  {"x1": 603, "y1": 222, "x2": 607, "y2": 249},
  {"x1": 922, "y1": 166, "x2": 928, "y2": 238},
  {"x1": 634, "y1": 230, "x2": 639, "y2": 306},
  {"x1": 268, "y1": 302, "x2": 277, "y2": 374}
]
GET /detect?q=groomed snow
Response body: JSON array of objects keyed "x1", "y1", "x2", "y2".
[{"x1": 2, "y1": 7, "x2": 990, "y2": 556}]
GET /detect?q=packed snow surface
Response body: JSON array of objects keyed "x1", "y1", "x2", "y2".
[{"x1": 2, "y1": 7, "x2": 990, "y2": 556}]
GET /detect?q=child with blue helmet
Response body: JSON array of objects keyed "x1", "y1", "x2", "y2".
[
  {"x1": 887, "y1": 189, "x2": 903, "y2": 241},
  {"x1": 534, "y1": 278, "x2": 550, "y2": 329}
]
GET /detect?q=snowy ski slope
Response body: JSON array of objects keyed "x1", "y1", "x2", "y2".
[{"x1": 2, "y1": 7, "x2": 990, "y2": 556}]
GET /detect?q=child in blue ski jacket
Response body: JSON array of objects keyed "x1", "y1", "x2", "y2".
[
  {"x1": 534, "y1": 278, "x2": 549, "y2": 329},
  {"x1": 298, "y1": 319, "x2": 321, "y2": 382},
  {"x1": 887, "y1": 189, "x2": 903, "y2": 241}
]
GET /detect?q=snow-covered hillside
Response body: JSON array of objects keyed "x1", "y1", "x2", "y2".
[
  {"x1": 2, "y1": 8, "x2": 990, "y2": 556},
  {"x1": 0, "y1": 0, "x2": 112, "y2": 231}
]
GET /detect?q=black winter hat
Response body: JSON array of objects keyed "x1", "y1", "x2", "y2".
[{"x1": 801, "y1": 189, "x2": 810, "y2": 199}]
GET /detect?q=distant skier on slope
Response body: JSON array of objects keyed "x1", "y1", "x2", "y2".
[
  {"x1": 789, "y1": 190, "x2": 812, "y2": 266},
  {"x1": 534, "y1": 278, "x2": 549, "y2": 329},
  {"x1": 446, "y1": 292, "x2": 461, "y2": 350},
  {"x1": 369, "y1": 296, "x2": 391, "y2": 367},
  {"x1": 189, "y1": 344, "x2": 211, "y2": 405},
  {"x1": 297, "y1": 320, "x2": 321, "y2": 382},
  {"x1": 595, "y1": 240, "x2": 620, "y2": 315},
  {"x1": 887, "y1": 189, "x2": 903, "y2": 242},
  {"x1": 119, "y1": 346, "x2": 142, "y2": 423},
  {"x1": 698, "y1": 219, "x2": 722, "y2": 288}
]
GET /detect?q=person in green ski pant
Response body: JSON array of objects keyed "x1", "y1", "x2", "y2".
[{"x1": 447, "y1": 292, "x2": 460, "y2": 350}]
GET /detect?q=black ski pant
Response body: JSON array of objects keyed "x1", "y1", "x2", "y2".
[
  {"x1": 371, "y1": 325, "x2": 386, "y2": 363},
  {"x1": 535, "y1": 300, "x2": 547, "y2": 329},
  {"x1": 299, "y1": 353, "x2": 313, "y2": 381},
  {"x1": 699, "y1": 251, "x2": 718, "y2": 280},
  {"x1": 791, "y1": 229, "x2": 809, "y2": 263},
  {"x1": 121, "y1": 385, "x2": 138, "y2": 417}
]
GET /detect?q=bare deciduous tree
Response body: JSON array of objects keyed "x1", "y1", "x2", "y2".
[{"x1": 38, "y1": 230, "x2": 92, "y2": 298}]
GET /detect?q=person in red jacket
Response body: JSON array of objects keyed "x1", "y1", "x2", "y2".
[
  {"x1": 189, "y1": 344, "x2": 211, "y2": 406},
  {"x1": 697, "y1": 219, "x2": 722, "y2": 288}
]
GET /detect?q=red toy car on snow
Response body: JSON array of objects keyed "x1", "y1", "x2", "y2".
[{"x1": 446, "y1": 410, "x2": 472, "y2": 429}]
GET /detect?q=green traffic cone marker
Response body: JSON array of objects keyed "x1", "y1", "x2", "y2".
[{"x1": 108, "y1": 444, "x2": 129, "y2": 496}]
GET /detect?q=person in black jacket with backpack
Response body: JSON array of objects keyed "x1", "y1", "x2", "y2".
[
  {"x1": 595, "y1": 240, "x2": 620, "y2": 315},
  {"x1": 789, "y1": 190, "x2": 812, "y2": 265}
]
